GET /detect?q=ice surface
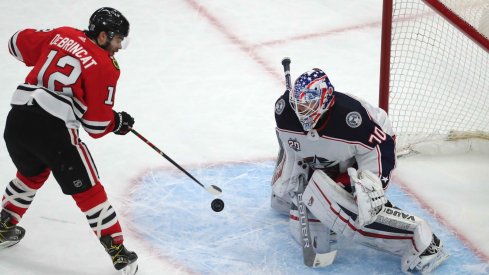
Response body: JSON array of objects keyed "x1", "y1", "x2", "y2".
[{"x1": 128, "y1": 161, "x2": 486, "y2": 274}]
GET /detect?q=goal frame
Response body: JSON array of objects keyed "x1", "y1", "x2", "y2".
[{"x1": 378, "y1": 0, "x2": 489, "y2": 113}]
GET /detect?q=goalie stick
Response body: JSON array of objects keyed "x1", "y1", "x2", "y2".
[
  {"x1": 130, "y1": 129, "x2": 222, "y2": 196},
  {"x1": 295, "y1": 174, "x2": 337, "y2": 268},
  {"x1": 281, "y1": 57, "x2": 293, "y2": 92},
  {"x1": 281, "y1": 57, "x2": 337, "y2": 267}
]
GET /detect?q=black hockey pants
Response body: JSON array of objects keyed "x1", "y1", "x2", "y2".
[{"x1": 4, "y1": 103, "x2": 98, "y2": 195}]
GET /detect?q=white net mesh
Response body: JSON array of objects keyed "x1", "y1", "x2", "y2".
[
  {"x1": 388, "y1": 0, "x2": 489, "y2": 153},
  {"x1": 440, "y1": 0, "x2": 489, "y2": 38}
]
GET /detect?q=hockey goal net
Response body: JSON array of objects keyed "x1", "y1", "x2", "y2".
[{"x1": 379, "y1": 0, "x2": 489, "y2": 155}]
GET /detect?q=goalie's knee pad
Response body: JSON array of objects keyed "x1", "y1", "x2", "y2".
[
  {"x1": 302, "y1": 170, "x2": 440, "y2": 263},
  {"x1": 288, "y1": 206, "x2": 334, "y2": 253},
  {"x1": 302, "y1": 170, "x2": 358, "y2": 237}
]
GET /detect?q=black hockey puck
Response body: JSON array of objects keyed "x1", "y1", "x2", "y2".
[{"x1": 211, "y1": 198, "x2": 224, "y2": 212}]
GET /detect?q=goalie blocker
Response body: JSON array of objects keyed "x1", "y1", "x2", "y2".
[{"x1": 302, "y1": 169, "x2": 449, "y2": 273}]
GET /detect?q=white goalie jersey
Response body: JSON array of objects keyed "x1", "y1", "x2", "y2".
[{"x1": 271, "y1": 90, "x2": 397, "y2": 213}]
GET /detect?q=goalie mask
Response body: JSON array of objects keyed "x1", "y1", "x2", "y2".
[{"x1": 290, "y1": 68, "x2": 335, "y2": 131}]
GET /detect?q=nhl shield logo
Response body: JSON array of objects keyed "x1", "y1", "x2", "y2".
[
  {"x1": 275, "y1": 99, "x2": 285, "y2": 115},
  {"x1": 73, "y1": 179, "x2": 83, "y2": 188},
  {"x1": 346, "y1": 111, "x2": 362, "y2": 128}
]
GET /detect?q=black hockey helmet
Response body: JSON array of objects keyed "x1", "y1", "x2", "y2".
[{"x1": 86, "y1": 7, "x2": 130, "y2": 39}]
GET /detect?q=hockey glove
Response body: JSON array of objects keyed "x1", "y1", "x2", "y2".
[
  {"x1": 113, "y1": 111, "x2": 135, "y2": 135},
  {"x1": 348, "y1": 168, "x2": 387, "y2": 227}
]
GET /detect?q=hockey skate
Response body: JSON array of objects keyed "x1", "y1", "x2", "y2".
[
  {"x1": 0, "y1": 210, "x2": 25, "y2": 249},
  {"x1": 100, "y1": 235, "x2": 139, "y2": 275},
  {"x1": 402, "y1": 234, "x2": 449, "y2": 274}
]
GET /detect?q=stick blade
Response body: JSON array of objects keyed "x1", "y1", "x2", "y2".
[
  {"x1": 305, "y1": 250, "x2": 337, "y2": 268},
  {"x1": 206, "y1": 185, "x2": 222, "y2": 196},
  {"x1": 313, "y1": 250, "x2": 337, "y2": 267}
]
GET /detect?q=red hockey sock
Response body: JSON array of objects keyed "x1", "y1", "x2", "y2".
[
  {"x1": 71, "y1": 183, "x2": 124, "y2": 244},
  {"x1": 1, "y1": 169, "x2": 50, "y2": 224}
]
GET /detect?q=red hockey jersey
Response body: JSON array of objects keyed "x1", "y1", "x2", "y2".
[{"x1": 8, "y1": 26, "x2": 121, "y2": 138}]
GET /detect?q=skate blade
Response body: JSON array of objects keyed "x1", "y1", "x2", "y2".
[
  {"x1": 420, "y1": 249, "x2": 449, "y2": 274},
  {"x1": 0, "y1": 240, "x2": 21, "y2": 249},
  {"x1": 120, "y1": 260, "x2": 138, "y2": 275}
]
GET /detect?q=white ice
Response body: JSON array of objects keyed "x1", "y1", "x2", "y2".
[{"x1": 0, "y1": 0, "x2": 487, "y2": 274}]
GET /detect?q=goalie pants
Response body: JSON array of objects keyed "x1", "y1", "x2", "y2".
[
  {"x1": 303, "y1": 170, "x2": 434, "y2": 257},
  {"x1": 2, "y1": 104, "x2": 124, "y2": 243}
]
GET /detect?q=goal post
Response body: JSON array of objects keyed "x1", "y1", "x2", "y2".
[{"x1": 379, "y1": 0, "x2": 489, "y2": 155}]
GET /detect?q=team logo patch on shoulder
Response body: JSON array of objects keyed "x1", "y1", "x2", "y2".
[
  {"x1": 346, "y1": 111, "x2": 362, "y2": 128},
  {"x1": 275, "y1": 99, "x2": 285, "y2": 115}
]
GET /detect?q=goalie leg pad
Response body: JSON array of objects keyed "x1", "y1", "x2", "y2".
[
  {"x1": 271, "y1": 158, "x2": 309, "y2": 215},
  {"x1": 289, "y1": 207, "x2": 335, "y2": 253},
  {"x1": 302, "y1": 170, "x2": 359, "y2": 238},
  {"x1": 270, "y1": 193, "x2": 292, "y2": 215},
  {"x1": 303, "y1": 170, "x2": 441, "y2": 263},
  {"x1": 401, "y1": 223, "x2": 448, "y2": 273}
]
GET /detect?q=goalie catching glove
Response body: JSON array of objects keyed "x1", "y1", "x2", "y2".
[{"x1": 348, "y1": 168, "x2": 387, "y2": 227}]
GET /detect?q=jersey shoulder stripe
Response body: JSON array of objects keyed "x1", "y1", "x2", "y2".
[{"x1": 8, "y1": 31, "x2": 23, "y2": 62}]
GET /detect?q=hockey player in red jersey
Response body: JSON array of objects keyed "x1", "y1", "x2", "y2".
[
  {"x1": 0, "y1": 7, "x2": 138, "y2": 274},
  {"x1": 271, "y1": 68, "x2": 449, "y2": 273}
]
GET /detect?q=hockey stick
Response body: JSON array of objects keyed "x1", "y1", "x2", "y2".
[
  {"x1": 296, "y1": 175, "x2": 337, "y2": 268},
  {"x1": 282, "y1": 57, "x2": 292, "y2": 92},
  {"x1": 282, "y1": 58, "x2": 337, "y2": 267},
  {"x1": 130, "y1": 129, "x2": 222, "y2": 196}
]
